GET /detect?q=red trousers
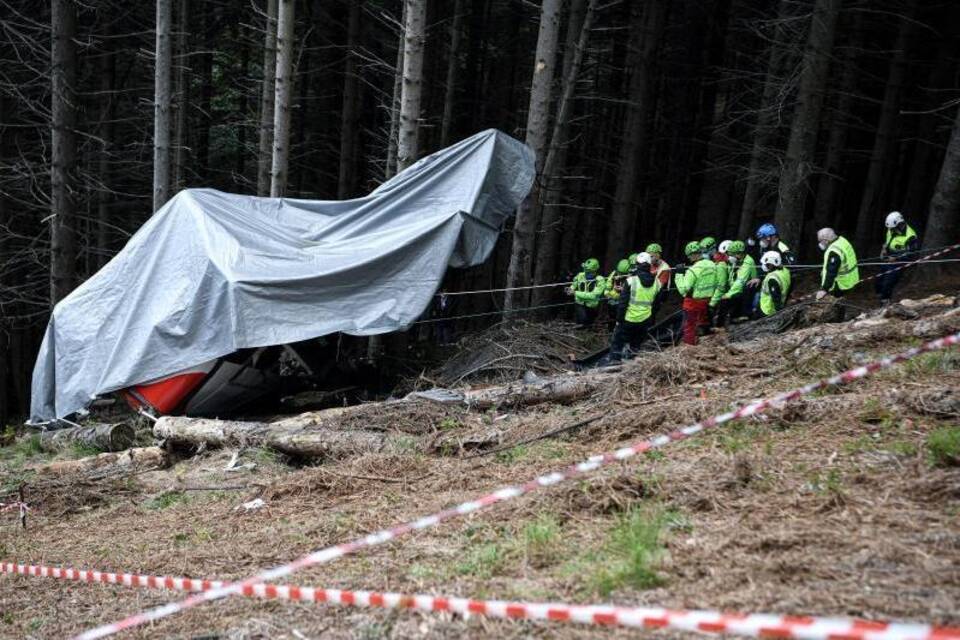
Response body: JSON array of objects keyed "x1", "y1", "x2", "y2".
[{"x1": 682, "y1": 298, "x2": 709, "y2": 345}]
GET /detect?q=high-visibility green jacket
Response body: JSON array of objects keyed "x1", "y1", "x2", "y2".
[
  {"x1": 676, "y1": 259, "x2": 718, "y2": 300},
  {"x1": 605, "y1": 270, "x2": 626, "y2": 302},
  {"x1": 710, "y1": 260, "x2": 730, "y2": 308},
  {"x1": 885, "y1": 224, "x2": 918, "y2": 254},
  {"x1": 572, "y1": 272, "x2": 606, "y2": 308},
  {"x1": 822, "y1": 235, "x2": 859, "y2": 292},
  {"x1": 624, "y1": 275, "x2": 661, "y2": 323},
  {"x1": 724, "y1": 254, "x2": 757, "y2": 299},
  {"x1": 760, "y1": 268, "x2": 791, "y2": 316}
]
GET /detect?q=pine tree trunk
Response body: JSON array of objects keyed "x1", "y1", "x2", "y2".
[
  {"x1": 853, "y1": 9, "x2": 911, "y2": 251},
  {"x1": 773, "y1": 0, "x2": 841, "y2": 246},
  {"x1": 384, "y1": 2, "x2": 406, "y2": 180},
  {"x1": 810, "y1": 16, "x2": 860, "y2": 242},
  {"x1": 173, "y1": 0, "x2": 190, "y2": 191},
  {"x1": 603, "y1": 0, "x2": 665, "y2": 269},
  {"x1": 337, "y1": 0, "x2": 362, "y2": 198},
  {"x1": 923, "y1": 104, "x2": 960, "y2": 249},
  {"x1": 257, "y1": 0, "x2": 279, "y2": 195},
  {"x1": 270, "y1": 0, "x2": 296, "y2": 197},
  {"x1": 50, "y1": 0, "x2": 78, "y2": 305},
  {"x1": 397, "y1": 0, "x2": 427, "y2": 172},
  {"x1": 503, "y1": 0, "x2": 562, "y2": 313},
  {"x1": 440, "y1": 0, "x2": 466, "y2": 147},
  {"x1": 736, "y1": 0, "x2": 791, "y2": 240},
  {"x1": 96, "y1": 46, "x2": 115, "y2": 269},
  {"x1": 531, "y1": 0, "x2": 596, "y2": 306},
  {"x1": 153, "y1": 0, "x2": 174, "y2": 212},
  {"x1": 902, "y1": 38, "x2": 958, "y2": 221},
  {"x1": 197, "y1": 6, "x2": 215, "y2": 179}
]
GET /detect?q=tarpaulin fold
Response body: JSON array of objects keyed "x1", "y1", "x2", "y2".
[{"x1": 31, "y1": 129, "x2": 534, "y2": 421}]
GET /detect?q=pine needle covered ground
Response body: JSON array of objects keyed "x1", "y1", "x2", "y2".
[{"x1": 1, "y1": 295, "x2": 959, "y2": 639}]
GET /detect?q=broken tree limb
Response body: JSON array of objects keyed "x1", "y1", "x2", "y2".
[
  {"x1": 39, "y1": 423, "x2": 134, "y2": 453},
  {"x1": 30, "y1": 446, "x2": 170, "y2": 478}
]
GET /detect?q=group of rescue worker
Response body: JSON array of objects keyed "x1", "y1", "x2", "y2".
[{"x1": 567, "y1": 212, "x2": 921, "y2": 361}]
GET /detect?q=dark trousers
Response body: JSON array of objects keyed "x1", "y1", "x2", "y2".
[
  {"x1": 609, "y1": 317, "x2": 653, "y2": 359},
  {"x1": 575, "y1": 304, "x2": 599, "y2": 328},
  {"x1": 713, "y1": 294, "x2": 743, "y2": 328},
  {"x1": 875, "y1": 264, "x2": 901, "y2": 302}
]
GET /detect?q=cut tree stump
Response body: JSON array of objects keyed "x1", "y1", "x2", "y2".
[
  {"x1": 39, "y1": 423, "x2": 134, "y2": 453},
  {"x1": 30, "y1": 446, "x2": 169, "y2": 477}
]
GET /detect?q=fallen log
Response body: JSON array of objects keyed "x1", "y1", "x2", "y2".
[
  {"x1": 154, "y1": 416, "x2": 415, "y2": 459},
  {"x1": 39, "y1": 423, "x2": 134, "y2": 453},
  {"x1": 462, "y1": 372, "x2": 607, "y2": 409},
  {"x1": 30, "y1": 446, "x2": 169, "y2": 477},
  {"x1": 153, "y1": 417, "x2": 272, "y2": 448}
]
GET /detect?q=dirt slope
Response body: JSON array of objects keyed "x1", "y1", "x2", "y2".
[{"x1": 1, "y1": 298, "x2": 959, "y2": 639}]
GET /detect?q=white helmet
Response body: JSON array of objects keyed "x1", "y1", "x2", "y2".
[
  {"x1": 885, "y1": 211, "x2": 904, "y2": 229},
  {"x1": 635, "y1": 252, "x2": 652, "y2": 266},
  {"x1": 760, "y1": 250, "x2": 782, "y2": 272},
  {"x1": 718, "y1": 240, "x2": 732, "y2": 254}
]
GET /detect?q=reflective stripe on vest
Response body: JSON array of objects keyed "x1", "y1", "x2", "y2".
[
  {"x1": 625, "y1": 276, "x2": 660, "y2": 323},
  {"x1": 885, "y1": 225, "x2": 917, "y2": 253},
  {"x1": 574, "y1": 272, "x2": 603, "y2": 307},
  {"x1": 822, "y1": 236, "x2": 859, "y2": 291}
]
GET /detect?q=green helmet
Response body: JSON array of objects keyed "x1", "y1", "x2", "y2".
[
  {"x1": 616, "y1": 259, "x2": 631, "y2": 274},
  {"x1": 645, "y1": 243, "x2": 663, "y2": 255},
  {"x1": 627, "y1": 252, "x2": 638, "y2": 264},
  {"x1": 727, "y1": 240, "x2": 746, "y2": 255},
  {"x1": 582, "y1": 257, "x2": 600, "y2": 272},
  {"x1": 684, "y1": 241, "x2": 701, "y2": 257},
  {"x1": 700, "y1": 236, "x2": 717, "y2": 252}
]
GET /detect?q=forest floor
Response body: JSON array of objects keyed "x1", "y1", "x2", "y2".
[{"x1": 1, "y1": 273, "x2": 960, "y2": 639}]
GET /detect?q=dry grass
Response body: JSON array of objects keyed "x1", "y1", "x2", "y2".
[{"x1": 2, "y1": 299, "x2": 960, "y2": 638}]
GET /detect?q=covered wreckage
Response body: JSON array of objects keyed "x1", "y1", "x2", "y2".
[{"x1": 31, "y1": 130, "x2": 535, "y2": 422}]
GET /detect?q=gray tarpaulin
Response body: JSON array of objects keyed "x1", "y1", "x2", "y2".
[{"x1": 31, "y1": 129, "x2": 534, "y2": 421}]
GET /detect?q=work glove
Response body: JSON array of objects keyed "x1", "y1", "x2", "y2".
[{"x1": 673, "y1": 263, "x2": 688, "y2": 276}]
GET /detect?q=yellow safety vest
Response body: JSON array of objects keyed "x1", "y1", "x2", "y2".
[
  {"x1": 624, "y1": 276, "x2": 661, "y2": 323},
  {"x1": 822, "y1": 236, "x2": 859, "y2": 292},
  {"x1": 760, "y1": 268, "x2": 791, "y2": 316},
  {"x1": 885, "y1": 225, "x2": 917, "y2": 253}
]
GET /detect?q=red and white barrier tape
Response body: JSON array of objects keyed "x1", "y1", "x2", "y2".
[
  {"x1": 0, "y1": 501, "x2": 28, "y2": 513},
  {"x1": 5, "y1": 562, "x2": 958, "y2": 640},
  {"x1": 74, "y1": 330, "x2": 960, "y2": 639}
]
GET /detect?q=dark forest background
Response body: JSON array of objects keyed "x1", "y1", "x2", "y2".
[{"x1": 1, "y1": 0, "x2": 959, "y2": 422}]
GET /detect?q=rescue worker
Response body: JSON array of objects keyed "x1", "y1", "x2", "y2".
[
  {"x1": 674, "y1": 241, "x2": 718, "y2": 345},
  {"x1": 755, "y1": 223, "x2": 796, "y2": 265},
  {"x1": 757, "y1": 250, "x2": 791, "y2": 317},
  {"x1": 607, "y1": 252, "x2": 660, "y2": 360},
  {"x1": 716, "y1": 240, "x2": 756, "y2": 327},
  {"x1": 815, "y1": 227, "x2": 859, "y2": 300},
  {"x1": 568, "y1": 258, "x2": 606, "y2": 328},
  {"x1": 876, "y1": 211, "x2": 919, "y2": 305},
  {"x1": 703, "y1": 237, "x2": 730, "y2": 320},
  {"x1": 604, "y1": 258, "x2": 632, "y2": 328},
  {"x1": 644, "y1": 242, "x2": 671, "y2": 318}
]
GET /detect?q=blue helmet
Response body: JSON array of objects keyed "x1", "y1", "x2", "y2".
[{"x1": 756, "y1": 223, "x2": 778, "y2": 239}]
